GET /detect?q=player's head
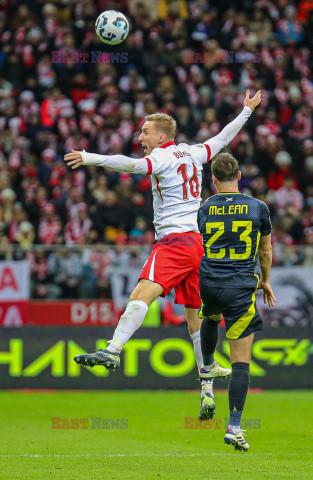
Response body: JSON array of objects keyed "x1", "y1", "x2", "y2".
[
  {"x1": 211, "y1": 153, "x2": 241, "y2": 190},
  {"x1": 138, "y1": 113, "x2": 176, "y2": 155}
]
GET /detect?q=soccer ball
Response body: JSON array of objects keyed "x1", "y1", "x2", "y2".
[{"x1": 95, "y1": 10, "x2": 129, "y2": 45}]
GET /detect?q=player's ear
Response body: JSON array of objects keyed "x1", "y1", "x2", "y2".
[
  {"x1": 159, "y1": 133, "x2": 166, "y2": 143},
  {"x1": 212, "y1": 174, "x2": 217, "y2": 184},
  {"x1": 238, "y1": 171, "x2": 242, "y2": 181}
]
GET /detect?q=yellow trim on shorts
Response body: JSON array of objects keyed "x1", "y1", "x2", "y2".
[
  {"x1": 199, "y1": 303, "x2": 222, "y2": 321},
  {"x1": 209, "y1": 313, "x2": 223, "y2": 322},
  {"x1": 199, "y1": 302, "x2": 205, "y2": 319},
  {"x1": 226, "y1": 292, "x2": 256, "y2": 340}
]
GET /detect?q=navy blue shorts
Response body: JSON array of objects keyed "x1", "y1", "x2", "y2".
[{"x1": 199, "y1": 285, "x2": 263, "y2": 340}]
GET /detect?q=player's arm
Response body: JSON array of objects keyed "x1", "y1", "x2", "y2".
[
  {"x1": 257, "y1": 233, "x2": 277, "y2": 307},
  {"x1": 64, "y1": 150, "x2": 151, "y2": 175},
  {"x1": 200, "y1": 90, "x2": 261, "y2": 162}
]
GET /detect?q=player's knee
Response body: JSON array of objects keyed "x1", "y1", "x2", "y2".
[
  {"x1": 129, "y1": 283, "x2": 140, "y2": 302},
  {"x1": 208, "y1": 313, "x2": 223, "y2": 323},
  {"x1": 185, "y1": 310, "x2": 201, "y2": 334},
  {"x1": 231, "y1": 362, "x2": 250, "y2": 382},
  {"x1": 129, "y1": 279, "x2": 162, "y2": 304},
  {"x1": 186, "y1": 317, "x2": 199, "y2": 332},
  {"x1": 129, "y1": 288, "x2": 148, "y2": 303}
]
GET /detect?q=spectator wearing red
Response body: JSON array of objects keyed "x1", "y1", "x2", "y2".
[
  {"x1": 38, "y1": 203, "x2": 61, "y2": 245},
  {"x1": 22, "y1": 168, "x2": 39, "y2": 203},
  {"x1": 274, "y1": 176, "x2": 304, "y2": 213},
  {"x1": 268, "y1": 151, "x2": 298, "y2": 191},
  {"x1": 40, "y1": 88, "x2": 68, "y2": 127},
  {"x1": 65, "y1": 202, "x2": 93, "y2": 245},
  {"x1": 288, "y1": 105, "x2": 313, "y2": 142},
  {"x1": 70, "y1": 73, "x2": 93, "y2": 106},
  {"x1": 297, "y1": 0, "x2": 313, "y2": 22}
]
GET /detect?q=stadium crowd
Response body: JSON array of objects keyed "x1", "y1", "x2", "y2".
[{"x1": 0, "y1": 0, "x2": 313, "y2": 298}]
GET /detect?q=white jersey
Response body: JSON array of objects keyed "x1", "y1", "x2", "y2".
[
  {"x1": 81, "y1": 106, "x2": 252, "y2": 240},
  {"x1": 145, "y1": 141, "x2": 210, "y2": 239}
]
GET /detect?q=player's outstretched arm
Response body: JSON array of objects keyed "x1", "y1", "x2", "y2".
[
  {"x1": 257, "y1": 233, "x2": 277, "y2": 307},
  {"x1": 64, "y1": 150, "x2": 150, "y2": 174},
  {"x1": 203, "y1": 90, "x2": 261, "y2": 160}
]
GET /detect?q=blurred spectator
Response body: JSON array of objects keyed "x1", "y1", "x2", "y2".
[
  {"x1": 66, "y1": 187, "x2": 84, "y2": 219},
  {"x1": 272, "y1": 224, "x2": 296, "y2": 265},
  {"x1": 0, "y1": 234, "x2": 13, "y2": 260},
  {"x1": 8, "y1": 204, "x2": 26, "y2": 242},
  {"x1": 82, "y1": 244, "x2": 115, "y2": 298},
  {"x1": 48, "y1": 248, "x2": 82, "y2": 298},
  {"x1": 26, "y1": 186, "x2": 48, "y2": 231},
  {"x1": 297, "y1": 0, "x2": 313, "y2": 22},
  {"x1": 29, "y1": 251, "x2": 62, "y2": 299},
  {"x1": 276, "y1": 5, "x2": 304, "y2": 45},
  {"x1": 0, "y1": 188, "x2": 16, "y2": 223},
  {"x1": 91, "y1": 175, "x2": 108, "y2": 203},
  {"x1": 268, "y1": 151, "x2": 298, "y2": 191},
  {"x1": 130, "y1": 216, "x2": 147, "y2": 243},
  {"x1": 65, "y1": 202, "x2": 93, "y2": 245},
  {"x1": 299, "y1": 156, "x2": 313, "y2": 193},
  {"x1": 38, "y1": 203, "x2": 61, "y2": 244},
  {"x1": 16, "y1": 221, "x2": 35, "y2": 251},
  {"x1": 274, "y1": 176, "x2": 304, "y2": 213}
]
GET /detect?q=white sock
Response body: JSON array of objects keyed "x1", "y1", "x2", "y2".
[
  {"x1": 107, "y1": 300, "x2": 149, "y2": 353},
  {"x1": 201, "y1": 379, "x2": 214, "y2": 398},
  {"x1": 228, "y1": 424, "x2": 240, "y2": 432},
  {"x1": 190, "y1": 330, "x2": 203, "y2": 374},
  {"x1": 190, "y1": 329, "x2": 214, "y2": 398}
]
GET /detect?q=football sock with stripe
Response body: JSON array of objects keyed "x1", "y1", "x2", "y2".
[
  {"x1": 190, "y1": 330, "x2": 203, "y2": 373},
  {"x1": 200, "y1": 317, "x2": 221, "y2": 366},
  {"x1": 228, "y1": 362, "x2": 250, "y2": 429},
  {"x1": 191, "y1": 329, "x2": 213, "y2": 397},
  {"x1": 107, "y1": 300, "x2": 149, "y2": 353}
]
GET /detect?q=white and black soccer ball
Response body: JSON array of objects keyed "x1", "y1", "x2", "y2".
[{"x1": 95, "y1": 10, "x2": 129, "y2": 45}]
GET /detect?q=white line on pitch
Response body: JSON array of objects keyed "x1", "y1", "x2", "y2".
[{"x1": 1, "y1": 453, "x2": 311, "y2": 458}]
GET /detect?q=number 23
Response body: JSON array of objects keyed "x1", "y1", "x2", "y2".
[{"x1": 206, "y1": 221, "x2": 252, "y2": 259}]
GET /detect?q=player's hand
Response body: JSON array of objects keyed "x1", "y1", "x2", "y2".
[
  {"x1": 243, "y1": 89, "x2": 261, "y2": 112},
  {"x1": 257, "y1": 280, "x2": 277, "y2": 307},
  {"x1": 64, "y1": 150, "x2": 83, "y2": 169}
]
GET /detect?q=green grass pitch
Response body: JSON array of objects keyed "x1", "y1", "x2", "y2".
[{"x1": 1, "y1": 390, "x2": 312, "y2": 480}]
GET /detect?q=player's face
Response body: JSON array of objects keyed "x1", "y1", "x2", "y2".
[{"x1": 138, "y1": 121, "x2": 164, "y2": 155}]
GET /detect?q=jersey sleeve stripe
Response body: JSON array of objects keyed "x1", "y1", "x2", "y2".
[
  {"x1": 145, "y1": 157, "x2": 152, "y2": 175},
  {"x1": 204, "y1": 144, "x2": 211, "y2": 162}
]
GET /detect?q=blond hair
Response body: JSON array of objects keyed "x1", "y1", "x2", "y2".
[{"x1": 145, "y1": 113, "x2": 176, "y2": 140}]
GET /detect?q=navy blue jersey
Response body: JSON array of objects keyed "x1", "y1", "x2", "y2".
[{"x1": 198, "y1": 193, "x2": 272, "y2": 288}]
